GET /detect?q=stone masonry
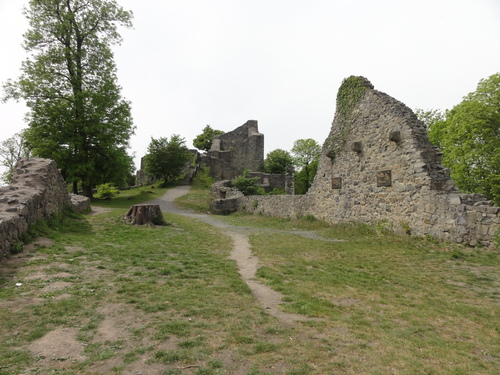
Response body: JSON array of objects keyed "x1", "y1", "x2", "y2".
[
  {"x1": 0, "y1": 158, "x2": 90, "y2": 260},
  {"x1": 202, "y1": 120, "x2": 264, "y2": 180},
  {"x1": 232, "y1": 77, "x2": 499, "y2": 246}
]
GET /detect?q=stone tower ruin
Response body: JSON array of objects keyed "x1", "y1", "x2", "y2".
[{"x1": 202, "y1": 120, "x2": 264, "y2": 180}]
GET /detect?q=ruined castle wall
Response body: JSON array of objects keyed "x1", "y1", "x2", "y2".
[
  {"x1": 209, "y1": 180, "x2": 245, "y2": 214},
  {"x1": 201, "y1": 154, "x2": 241, "y2": 180},
  {"x1": 206, "y1": 120, "x2": 264, "y2": 179},
  {"x1": 239, "y1": 194, "x2": 307, "y2": 218},
  {"x1": 0, "y1": 158, "x2": 88, "y2": 260},
  {"x1": 235, "y1": 78, "x2": 499, "y2": 246},
  {"x1": 248, "y1": 172, "x2": 287, "y2": 193}
]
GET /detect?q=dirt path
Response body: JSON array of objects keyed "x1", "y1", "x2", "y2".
[{"x1": 148, "y1": 186, "x2": 322, "y2": 326}]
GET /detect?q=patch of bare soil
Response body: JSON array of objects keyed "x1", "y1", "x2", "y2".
[
  {"x1": 92, "y1": 357, "x2": 168, "y2": 375},
  {"x1": 38, "y1": 281, "x2": 73, "y2": 294},
  {"x1": 89, "y1": 205, "x2": 112, "y2": 215},
  {"x1": 93, "y1": 303, "x2": 136, "y2": 342},
  {"x1": 24, "y1": 237, "x2": 54, "y2": 251},
  {"x1": 24, "y1": 272, "x2": 73, "y2": 281},
  {"x1": 0, "y1": 237, "x2": 54, "y2": 276},
  {"x1": 28, "y1": 327, "x2": 86, "y2": 362}
]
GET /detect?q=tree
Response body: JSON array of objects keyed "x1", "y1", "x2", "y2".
[
  {"x1": 294, "y1": 159, "x2": 318, "y2": 195},
  {"x1": 291, "y1": 138, "x2": 321, "y2": 191},
  {"x1": 428, "y1": 73, "x2": 500, "y2": 205},
  {"x1": 0, "y1": 131, "x2": 32, "y2": 184},
  {"x1": 415, "y1": 108, "x2": 445, "y2": 129},
  {"x1": 263, "y1": 149, "x2": 294, "y2": 174},
  {"x1": 193, "y1": 125, "x2": 224, "y2": 152},
  {"x1": 144, "y1": 134, "x2": 191, "y2": 187},
  {"x1": 2, "y1": 0, "x2": 134, "y2": 198}
]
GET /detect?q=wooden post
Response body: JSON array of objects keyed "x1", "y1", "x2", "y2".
[{"x1": 122, "y1": 204, "x2": 169, "y2": 226}]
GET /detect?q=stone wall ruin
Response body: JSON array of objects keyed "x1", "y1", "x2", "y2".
[
  {"x1": 202, "y1": 120, "x2": 264, "y2": 180},
  {"x1": 228, "y1": 77, "x2": 499, "y2": 246},
  {"x1": 0, "y1": 158, "x2": 90, "y2": 260}
]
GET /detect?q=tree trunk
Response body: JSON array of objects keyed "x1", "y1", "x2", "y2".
[
  {"x1": 123, "y1": 204, "x2": 169, "y2": 226},
  {"x1": 82, "y1": 183, "x2": 93, "y2": 199}
]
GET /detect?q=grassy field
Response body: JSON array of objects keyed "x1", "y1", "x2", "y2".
[{"x1": 0, "y1": 185, "x2": 498, "y2": 374}]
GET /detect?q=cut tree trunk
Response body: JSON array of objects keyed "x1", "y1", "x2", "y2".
[{"x1": 123, "y1": 204, "x2": 169, "y2": 226}]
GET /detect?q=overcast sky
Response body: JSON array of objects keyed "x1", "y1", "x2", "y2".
[{"x1": 1, "y1": 0, "x2": 499, "y2": 173}]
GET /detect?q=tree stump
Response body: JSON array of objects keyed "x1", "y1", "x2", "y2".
[{"x1": 123, "y1": 204, "x2": 169, "y2": 226}]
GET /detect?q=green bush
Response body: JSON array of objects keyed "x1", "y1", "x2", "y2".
[
  {"x1": 268, "y1": 187, "x2": 285, "y2": 195},
  {"x1": 232, "y1": 170, "x2": 264, "y2": 196},
  {"x1": 95, "y1": 183, "x2": 119, "y2": 200},
  {"x1": 11, "y1": 242, "x2": 24, "y2": 254}
]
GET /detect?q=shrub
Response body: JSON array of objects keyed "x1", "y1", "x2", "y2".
[
  {"x1": 192, "y1": 167, "x2": 215, "y2": 189},
  {"x1": 95, "y1": 183, "x2": 119, "y2": 200},
  {"x1": 232, "y1": 170, "x2": 264, "y2": 196}
]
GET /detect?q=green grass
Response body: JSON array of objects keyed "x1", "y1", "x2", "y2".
[
  {"x1": 0, "y1": 184, "x2": 498, "y2": 374},
  {"x1": 90, "y1": 183, "x2": 170, "y2": 209}
]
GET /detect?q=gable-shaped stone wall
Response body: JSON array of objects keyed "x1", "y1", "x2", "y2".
[{"x1": 236, "y1": 77, "x2": 499, "y2": 246}]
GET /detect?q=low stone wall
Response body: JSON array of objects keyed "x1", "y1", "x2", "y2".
[
  {"x1": 210, "y1": 180, "x2": 244, "y2": 214},
  {"x1": 239, "y1": 192, "x2": 499, "y2": 246},
  {"x1": 0, "y1": 158, "x2": 90, "y2": 260},
  {"x1": 239, "y1": 195, "x2": 304, "y2": 218}
]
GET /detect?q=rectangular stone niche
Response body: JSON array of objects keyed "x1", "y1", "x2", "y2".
[
  {"x1": 377, "y1": 170, "x2": 392, "y2": 187},
  {"x1": 331, "y1": 177, "x2": 342, "y2": 189}
]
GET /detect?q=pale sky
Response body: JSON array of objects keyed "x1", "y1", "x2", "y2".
[{"x1": 1, "y1": 0, "x2": 499, "y2": 173}]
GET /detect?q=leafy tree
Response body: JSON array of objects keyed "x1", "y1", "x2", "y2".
[
  {"x1": 295, "y1": 159, "x2": 318, "y2": 195},
  {"x1": 415, "y1": 108, "x2": 445, "y2": 129},
  {"x1": 95, "y1": 146, "x2": 135, "y2": 188},
  {"x1": 193, "y1": 125, "x2": 224, "y2": 152},
  {"x1": 0, "y1": 131, "x2": 32, "y2": 184},
  {"x1": 2, "y1": 0, "x2": 134, "y2": 198},
  {"x1": 428, "y1": 73, "x2": 500, "y2": 205},
  {"x1": 144, "y1": 134, "x2": 191, "y2": 187},
  {"x1": 291, "y1": 138, "x2": 321, "y2": 191},
  {"x1": 263, "y1": 149, "x2": 294, "y2": 174},
  {"x1": 232, "y1": 170, "x2": 263, "y2": 196}
]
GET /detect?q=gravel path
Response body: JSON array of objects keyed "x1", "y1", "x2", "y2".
[{"x1": 149, "y1": 185, "x2": 324, "y2": 326}]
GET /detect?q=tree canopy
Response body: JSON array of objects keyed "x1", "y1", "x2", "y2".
[
  {"x1": 291, "y1": 138, "x2": 321, "y2": 192},
  {"x1": 263, "y1": 149, "x2": 294, "y2": 174},
  {"x1": 295, "y1": 159, "x2": 318, "y2": 195},
  {"x1": 2, "y1": 0, "x2": 135, "y2": 197},
  {"x1": 414, "y1": 108, "x2": 445, "y2": 129},
  {"x1": 193, "y1": 125, "x2": 224, "y2": 152},
  {"x1": 144, "y1": 134, "x2": 191, "y2": 187},
  {"x1": 0, "y1": 131, "x2": 32, "y2": 184},
  {"x1": 427, "y1": 73, "x2": 500, "y2": 205}
]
